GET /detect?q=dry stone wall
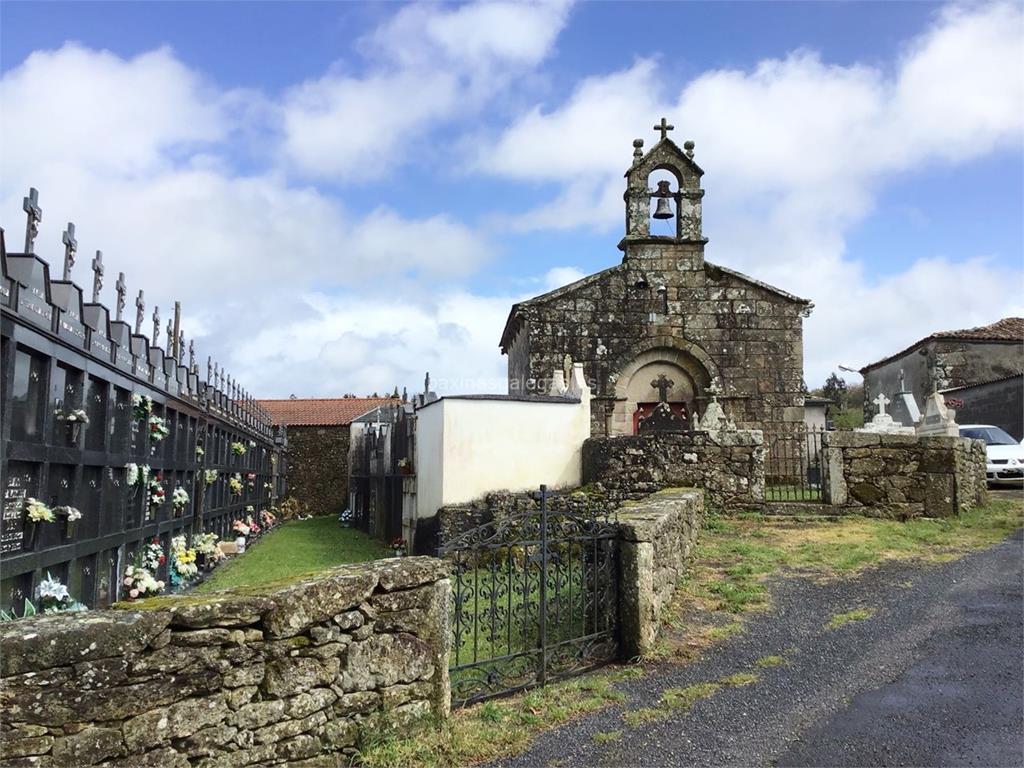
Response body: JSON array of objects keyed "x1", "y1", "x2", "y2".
[
  {"x1": 825, "y1": 432, "x2": 988, "y2": 518},
  {"x1": 582, "y1": 431, "x2": 765, "y2": 510},
  {"x1": 284, "y1": 425, "x2": 351, "y2": 516},
  {"x1": 0, "y1": 558, "x2": 450, "y2": 767},
  {"x1": 617, "y1": 488, "x2": 702, "y2": 659}
]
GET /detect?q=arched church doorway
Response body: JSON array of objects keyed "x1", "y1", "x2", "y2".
[{"x1": 608, "y1": 347, "x2": 713, "y2": 436}]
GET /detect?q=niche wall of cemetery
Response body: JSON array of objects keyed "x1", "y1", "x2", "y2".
[{"x1": 1, "y1": 191, "x2": 285, "y2": 613}]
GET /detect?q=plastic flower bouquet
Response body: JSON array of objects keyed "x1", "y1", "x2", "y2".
[
  {"x1": 122, "y1": 565, "x2": 164, "y2": 599},
  {"x1": 230, "y1": 442, "x2": 247, "y2": 456},
  {"x1": 35, "y1": 572, "x2": 87, "y2": 614},
  {"x1": 232, "y1": 519, "x2": 251, "y2": 537},
  {"x1": 204, "y1": 469, "x2": 218, "y2": 486},
  {"x1": 24, "y1": 498, "x2": 55, "y2": 523},
  {"x1": 228, "y1": 474, "x2": 243, "y2": 497},
  {"x1": 131, "y1": 393, "x2": 153, "y2": 420},
  {"x1": 148, "y1": 415, "x2": 170, "y2": 444},
  {"x1": 171, "y1": 486, "x2": 190, "y2": 513},
  {"x1": 141, "y1": 538, "x2": 166, "y2": 572}
]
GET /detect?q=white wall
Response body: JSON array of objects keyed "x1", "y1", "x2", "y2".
[{"x1": 413, "y1": 365, "x2": 591, "y2": 521}]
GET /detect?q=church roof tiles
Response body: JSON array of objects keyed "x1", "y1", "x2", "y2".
[{"x1": 860, "y1": 317, "x2": 1024, "y2": 373}]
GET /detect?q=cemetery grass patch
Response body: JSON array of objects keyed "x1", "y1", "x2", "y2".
[
  {"x1": 654, "y1": 498, "x2": 1022, "y2": 659},
  {"x1": 355, "y1": 666, "x2": 641, "y2": 768},
  {"x1": 196, "y1": 517, "x2": 390, "y2": 592},
  {"x1": 826, "y1": 608, "x2": 875, "y2": 630}
]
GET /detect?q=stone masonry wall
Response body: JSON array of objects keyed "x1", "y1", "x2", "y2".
[
  {"x1": 617, "y1": 488, "x2": 702, "y2": 659},
  {"x1": 582, "y1": 431, "x2": 765, "y2": 510},
  {"x1": 0, "y1": 558, "x2": 450, "y2": 767},
  {"x1": 505, "y1": 247, "x2": 809, "y2": 439},
  {"x1": 285, "y1": 425, "x2": 350, "y2": 516},
  {"x1": 825, "y1": 432, "x2": 988, "y2": 518}
]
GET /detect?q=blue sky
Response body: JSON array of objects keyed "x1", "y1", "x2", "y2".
[{"x1": 1, "y1": 1, "x2": 1021, "y2": 397}]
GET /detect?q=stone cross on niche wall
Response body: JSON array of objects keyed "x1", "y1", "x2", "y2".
[
  {"x1": 22, "y1": 187, "x2": 41, "y2": 253},
  {"x1": 61, "y1": 222, "x2": 77, "y2": 281},
  {"x1": 115, "y1": 273, "x2": 126, "y2": 321},
  {"x1": 651, "y1": 374, "x2": 675, "y2": 403},
  {"x1": 873, "y1": 393, "x2": 891, "y2": 416},
  {"x1": 91, "y1": 250, "x2": 104, "y2": 303},
  {"x1": 134, "y1": 290, "x2": 145, "y2": 334},
  {"x1": 152, "y1": 306, "x2": 161, "y2": 346},
  {"x1": 653, "y1": 117, "x2": 674, "y2": 141}
]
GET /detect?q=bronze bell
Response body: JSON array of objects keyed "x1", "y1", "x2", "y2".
[{"x1": 652, "y1": 180, "x2": 673, "y2": 219}]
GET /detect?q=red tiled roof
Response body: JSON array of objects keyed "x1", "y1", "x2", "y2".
[
  {"x1": 257, "y1": 397, "x2": 398, "y2": 427},
  {"x1": 861, "y1": 317, "x2": 1024, "y2": 372}
]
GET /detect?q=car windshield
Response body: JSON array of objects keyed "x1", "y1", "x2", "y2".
[{"x1": 959, "y1": 426, "x2": 1018, "y2": 445}]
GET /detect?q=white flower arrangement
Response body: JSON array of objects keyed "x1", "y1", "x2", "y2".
[
  {"x1": 62, "y1": 409, "x2": 90, "y2": 424},
  {"x1": 230, "y1": 442, "x2": 247, "y2": 456},
  {"x1": 248, "y1": 440, "x2": 256, "y2": 448},
  {"x1": 54, "y1": 506, "x2": 82, "y2": 522},
  {"x1": 228, "y1": 474, "x2": 243, "y2": 497},
  {"x1": 195, "y1": 445, "x2": 205, "y2": 458},
  {"x1": 194, "y1": 532, "x2": 222, "y2": 557},
  {"x1": 24, "y1": 498, "x2": 55, "y2": 523},
  {"x1": 204, "y1": 469, "x2": 218, "y2": 486},
  {"x1": 147, "y1": 415, "x2": 170, "y2": 443},
  {"x1": 264, "y1": 482, "x2": 274, "y2": 492},
  {"x1": 131, "y1": 393, "x2": 153, "y2": 420},
  {"x1": 171, "y1": 486, "x2": 190, "y2": 512},
  {"x1": 126, "y1": 463, "x2": 140, "y2": 486},
  {"x1": 35, "y1": 573, "x2": 87, "y2": 614},
  {"x1": 146, "y1": 474, "x2": 166, "y2": 513},
  {"x1": 141, "y1": 539, "x2": 165, "y2": 572},
  {"x1": 122, "y1": 565, "x2": 164, "y2": 599},
  {"x1": 245, "y1": 505, "x2": 255, "y2": 514}
]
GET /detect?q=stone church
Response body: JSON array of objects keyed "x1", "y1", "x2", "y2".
[{"x1": 500, "y1": 121, "x2": 813, "y2": 441}]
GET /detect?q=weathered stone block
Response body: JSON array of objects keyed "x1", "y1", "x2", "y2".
[
  {"x1": 49, "y1": 726, "x2": 124, "y2": 766},
  {"x1": 263, "y1": 656, "x2": 340, "y2": 697},
  {"x1": 0, "y1": 611, "x2": 170, "y2": 676},
  {"x1": 263, "y1": 569, "x2": 379, "y2": 639}
]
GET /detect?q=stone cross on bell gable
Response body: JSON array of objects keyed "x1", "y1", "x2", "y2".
[
  {"x1": 651, "y1": 374, "x2": 675, "y2": 403},
  {"x1": 152, "y1": 306, "x2": 160, "y2": 346},
  {"x1": 134, "y1": 290, "x2": 145, "y2": 334},
  {"x1": 873, "y1": 393, "x2": 891, "y2": 416},
  {"x1": 653, "y1": 117, "x2": 674, "y2": 141},
  {"x1": 90, "y1": 250, "x2": 104, "y2": 303},
  {"x1": 22, "y1": 187, "x2": 41, "y2": 253},
  {"x1": 61, "y1": 222, "x2": 77, "y2": 281},
  {"x1": 115, "y1": 273, "x2": 127, "y2": 321}
]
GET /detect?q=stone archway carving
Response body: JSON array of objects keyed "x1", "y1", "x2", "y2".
[{"x1": 607, "y1": 340, "x2": 717, "y2": 435}]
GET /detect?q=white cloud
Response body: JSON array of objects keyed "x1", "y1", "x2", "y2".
[
  {"x1": 234, "y1": 290, "x2": 515, "y2": 397},
  {"x1": 542, "y1": 266, "x2": 586, "y2": 290},
  {"x1": 480, "y1": 2, "x2": 1024, "y2": 384},
  {"x1": 0, "y1": 44, "x2": 226, "y2": 181},
  {"x1": 0, "y1": 43, "x2": 495, "y2": 392},
  {"x1": 280, "y1": 0, "x2": 573, "y2": 181}
]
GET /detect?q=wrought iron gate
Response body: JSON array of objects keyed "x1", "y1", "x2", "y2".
[
  {"x1": 765, "y1": 425, "x2": 828, "y2": 502},
  {"x1": 438, "y1": 485, "x2": 619, "y2": 706}
]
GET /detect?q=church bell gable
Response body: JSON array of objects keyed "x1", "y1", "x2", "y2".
[{"x1": 623, "y1": 118, "x2": 705, "y2": 244}]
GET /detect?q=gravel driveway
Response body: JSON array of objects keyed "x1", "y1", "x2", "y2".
[{"x1": 491, "y1": 530, "x2": 1024, "y2": 768}]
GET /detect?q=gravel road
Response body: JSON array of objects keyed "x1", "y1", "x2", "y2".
[{"x1": 491, "y1": 530, "x2": 1024, "y2": 768}]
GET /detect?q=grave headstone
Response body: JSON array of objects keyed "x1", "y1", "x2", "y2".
[
  {"x1": 49, "y1": 279, "x2": 89, "y2": 349},
  {"x1": 6, "y1": 252, "x2": 54, "y2": 329},
  {"x1": 857, "y1": 392, "x2": 914, "y2": 434},
  {"x1": 83, "y1": 302, "x2": 114, "y2": 363},
  {"x1": 916, "y1": 389, "x2": 959, "y2": 436}
]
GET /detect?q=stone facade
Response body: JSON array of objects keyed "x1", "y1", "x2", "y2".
[
  {"x1": 617, "y1": 488, "x2": 702, "y2": 659},
  {"x1": 824, "y1": 432, "x2": 988, "y2": 518},
  {"x1": 285, "y1": 425, "x2": 350, "y2": 516},
  {"x1": 861, "y1": 318, "x2": 1024, "y2": 421},
  {"x1": 0, "y1": 558, "x2": 451, "y2": 767},
  {"x1": 582, "y1": 431, "x2": 765, "y2": 510},
  {"x1": 500, "y1": 134, "x2": 811, "y2": 442}
]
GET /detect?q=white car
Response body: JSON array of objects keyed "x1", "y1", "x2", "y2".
[{"x1": 958, "y1": 425, "x2": 1024, "y2": 485}]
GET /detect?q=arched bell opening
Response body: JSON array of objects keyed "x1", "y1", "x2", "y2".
[{"x1": 647, "y1": 169, "x2": 679, "y2": 238}]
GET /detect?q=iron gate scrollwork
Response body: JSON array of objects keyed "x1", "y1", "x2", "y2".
[{"x1": 438, "y1": 485, "x2": 619, "y2": 707}]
